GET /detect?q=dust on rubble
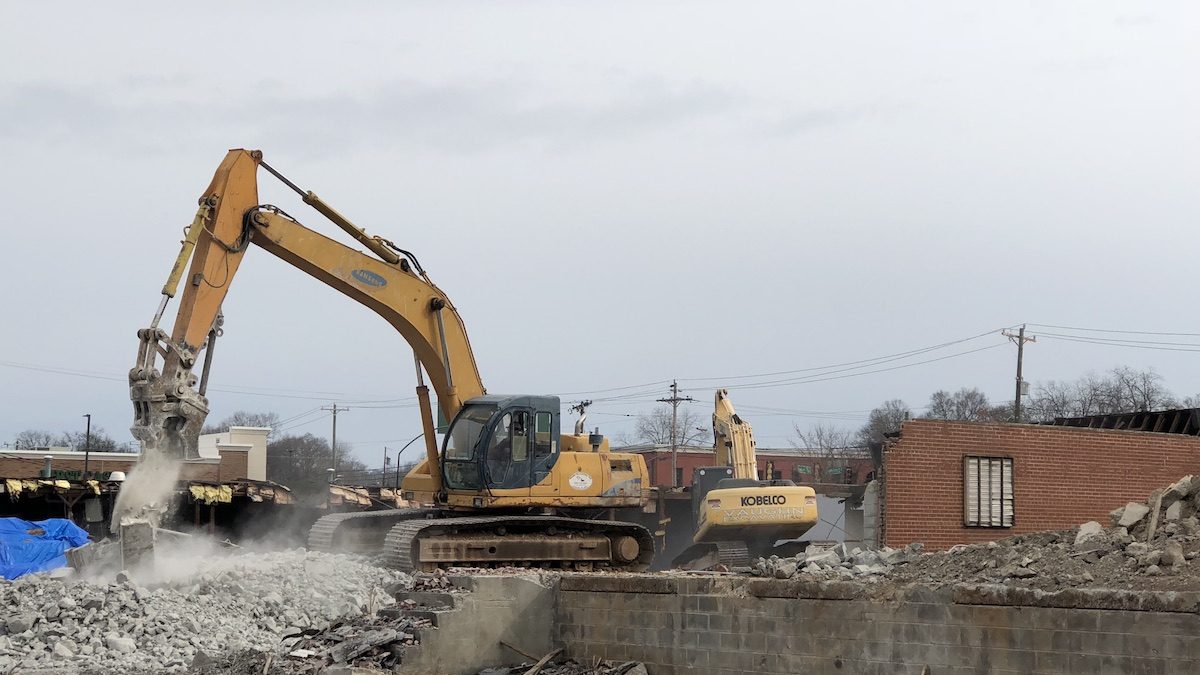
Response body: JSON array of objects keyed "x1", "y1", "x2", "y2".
[
  {"x1": 0, "y1": 539, "x2": 410, "y2": 675},
  {"x1": 752, "y1": 474, "x2": 1200, "y2": 598},
  {"x1": 110, "y1": 451, "x2": 182, "y2": 532}
]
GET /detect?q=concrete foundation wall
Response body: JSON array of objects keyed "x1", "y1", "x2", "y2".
[{"x1": 555, "y1": 575, "x2": 1200, "y2": 675}]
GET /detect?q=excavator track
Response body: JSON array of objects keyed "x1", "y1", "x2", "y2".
[
  {"x1": 670, "y1": 541, "x2": 753, "y2": 571},
  {"x1": 308, "y1": 508, "x2": 440, "y2": 556},
  {"x1": 715, "y1": 541, "x2": 752, "y2": 569},
  {"x1": 383, "y1": 515, "x2": 655, "y2": 573}
]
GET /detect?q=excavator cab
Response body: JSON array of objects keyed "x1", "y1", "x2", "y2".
[{"x1": 442, "y1": 395, "x2": 560, "y2": 491}]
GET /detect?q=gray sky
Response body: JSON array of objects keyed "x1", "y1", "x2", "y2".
[{"x1": 2, "y1": 2, "x2": 1198, "y2": 466}]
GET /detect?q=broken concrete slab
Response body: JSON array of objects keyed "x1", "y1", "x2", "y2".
[
  {"x1": 119, "y1": 521, "x2": 155, "y2": 573},
  {"x1": 1074, "y1": 521, "x2": 1104, "y2": 547},
  {"x1": 1166, "y1": 501, "x2": 1183, "y2": 521},
  {"x1": 1163, "y1": 475, "x2": 1196, "y2": 504},
  {"x1": 1117, "y1": 502, "x2": 1151, "y2": 528},
  {"x1": 1162, "y1": 541, "x2": 1185, "y2": 567}
]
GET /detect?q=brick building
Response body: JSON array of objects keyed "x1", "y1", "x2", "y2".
[
  {"x1": 622, "y1": 444, "x2": 874, "y2": 489},
  {"x1": 0, "y1": 427, "x2": 269, "y2": 482},
  {"x1": 879, "y1": 417, "x2": 1200, "y2": 551}
]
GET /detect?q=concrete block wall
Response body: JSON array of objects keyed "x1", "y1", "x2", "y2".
[
  {"x1": 405, "y1": 575, "x2": 556, "y2": 675},
  {"x1": 555, "y1": 575, "x2": 1200, "y2": 675},
  {"x1": 883, "y1": 420, "x2": 1200, "y2": 551}
]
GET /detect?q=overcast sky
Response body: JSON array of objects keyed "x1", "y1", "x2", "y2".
[{"x1": 2, "y1": 2, "x2": 1198, "y2": 467}]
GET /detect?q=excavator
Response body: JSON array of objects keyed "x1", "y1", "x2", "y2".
[
  {"x1": 671, "y1": 389, "x2": 818, "y2": 569},
  {"x1": 129, "y1": 148, "x2": 654, "y2": 571}
]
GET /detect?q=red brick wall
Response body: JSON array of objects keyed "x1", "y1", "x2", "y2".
[
  {"x1": 883, "y1": 420, "x2": 1200, "y2": 551},
  {"x1": 0, "y1": 455, "x2": 223, "y2": 481},
  {"x1": 0, "y1": 456, "x2": 137, "y2": 478},
  {"x1": 218, "y1": 451, "x2": 248, "y2": 481}
]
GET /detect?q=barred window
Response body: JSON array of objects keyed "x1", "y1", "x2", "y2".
[{"x1": 964, "y1": 456, "x2": 1014, "y2": 527}]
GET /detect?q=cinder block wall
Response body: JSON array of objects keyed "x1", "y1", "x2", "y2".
[
  {"x1": 883, "y1": 420, "x2": 1200, "y2": 551},
  {"x1": 555, "y1": 575, "x2": 1200, "y2": 675}
]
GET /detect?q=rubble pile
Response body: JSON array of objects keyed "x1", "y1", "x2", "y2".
[
  {"x1": 479, "y1": 660, "x2": 648, "y2": 675},
  {"x1": 752, "y1": 542, "x2": 924, "y2": 581},
  {"x1": 0, "y1": 549, "x2": 408, "y2": 674},
  {"x1": 755, "y1": 475, "x2": 1200, "y2": 594}
]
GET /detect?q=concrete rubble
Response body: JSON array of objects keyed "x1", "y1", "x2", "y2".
[
  {"x1": 479, "y1": 660, "x2": 648, "y2": 675},
  {"x1": 0, "y1": 549, "x2": 407, "y2": 674},
  {"x1": 753, "y1": 474, "x2": 1200, "y2": 596}
]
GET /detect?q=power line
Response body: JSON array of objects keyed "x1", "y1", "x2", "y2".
[
  {"x1": 676, "y1": 327, "x2": 1011, "y2": 383},
  {"x1": 1027, "y1": 323, "x2": 1200, "y2": 338},
  {"x1": 1034, "y1": 331, "x2": 1200, "y2": 348},
  {"x1": 0, "y1": 359, "x2": 417, "y2": 402},
  {"x1": 1038, "y1": 334, "x2": 1200, "y2": 353},
  {"x1": 725, "y1": 343, "x2": 1007, "y2": 391}
]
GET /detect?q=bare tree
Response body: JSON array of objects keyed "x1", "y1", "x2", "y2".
[
  {"x1": 12, "y1": 430, "x2": 60, "y2": 449},
  {"x1": 633, "y1": 406, "x2": 709, "y2": 446},
  {"x1": 266, "y1": 433, "x2": 367, "y2": 503},
  {"x1": 202, "y1": 411, "x2": 283, "y2": 437},
  {"x1": 924, "y1": 388, "x2": 994, "y2": 421},
  {"x1": 60, "y1": 428, "x2": 120, "y2": 453},
  {"x1": 1025, "y1": 367, "x2": 1179, "y2": 421},
  {"x1": 792, "y1": 423, "x2": 856, "y2": 456},
  {"x1": 856, "y1": 399, "x2": 911, "y2": 446},
  {"x1": 1109, "y1": 366, "x2": 1177, "y2": 412}
]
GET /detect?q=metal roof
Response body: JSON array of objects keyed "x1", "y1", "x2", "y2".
[{"x1": 1041, "y1": 408, "x2": 1200, "y2": 436}]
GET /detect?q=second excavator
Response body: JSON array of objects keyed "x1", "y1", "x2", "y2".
[
  {"x1": 130, "y1": 149, "x2": 654, "y2": 571},
  {"x1": 671, "y1": 389, "x2": 818, "y2": 569}
]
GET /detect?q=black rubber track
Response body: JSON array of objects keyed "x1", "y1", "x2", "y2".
[
  {"x1": 307, "y1": 508, "x2": 439, "y2": 554},
  {"x1": 383, "y1": 515, "x2": 655, "y2": 573}
]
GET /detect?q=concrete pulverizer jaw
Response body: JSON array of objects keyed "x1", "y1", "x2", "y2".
[{"x1": 129, "y1": 330, "x2": 208, "y2": 462}]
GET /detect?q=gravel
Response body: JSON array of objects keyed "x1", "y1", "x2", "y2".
[{"x1": 0, "y1": 549, "x2": 409, "y2": 674}]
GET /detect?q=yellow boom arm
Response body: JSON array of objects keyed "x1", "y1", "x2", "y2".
[
  {"x1": 712, "y1": 388, "x2": 758, "y2": 480},
  {"x1": 130, "y1": 149, "x2": 485, "y2": 492}
]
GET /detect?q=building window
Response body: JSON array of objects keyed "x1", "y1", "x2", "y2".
[
  {"x1": 675, "y1": 467, "x2": 684, "y2": 487},
  {"x1": 964, "y1": 456, "x2": 1014, "y2": 527}
]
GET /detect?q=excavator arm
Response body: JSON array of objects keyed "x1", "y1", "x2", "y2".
[
  {"x1": 130, "y1": 149, "x2": 484, "y2": 493},
  {"x1": 712, "y1": 388, "x2": 758, "y2": 480}
]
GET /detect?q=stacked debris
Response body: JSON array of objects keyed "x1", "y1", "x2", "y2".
[
  {"x1": 755, "y1": 475, "x2": 1200, "y2": 595},
  {"x1": 479, "y1": 659, "x2": 648, "y2": 675},
  {"x1": 751, "y1": 542, "x2": 924, "y2": 580},
  {"x1": 275, "y1": 612, "x2": 428, "y2": 672},
  {"x1": 0, "y1": 549, "x2": 408, "y2": 673}
]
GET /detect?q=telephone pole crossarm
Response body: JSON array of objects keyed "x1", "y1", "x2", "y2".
[
  {"x1": 657, "y1": 380, "x2": 695, "y2": 488},
  {"x1": 1001, "y1": 325, "x2": 1037, "y2": 422}
]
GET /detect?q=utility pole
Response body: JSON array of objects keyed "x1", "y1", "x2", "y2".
[
  {"x1": 382, "y1": 446, "x2": 389, "y2": 488},
  {"x1": 1002, "y1": 325, "x2": 1037, "y2": 422},
  {"x1": 322, "y1": 405, "x2": 349, "y2": 476},
  {"x1": 657, "y1": 381, "x2": 694, "y2": 488},
  {"x1": 82, "y1": 413, "x2": 92, "y2": 479}
]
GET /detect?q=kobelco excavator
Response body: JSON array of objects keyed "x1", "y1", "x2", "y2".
[
  {"x1": 671, "y1": 389, "x2": 818, "y2": 569},
  {"x1": 130, "y1": 149, "x2": 654, "y2": 571}
]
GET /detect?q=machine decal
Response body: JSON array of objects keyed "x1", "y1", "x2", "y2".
[
  {"x1": 740, "y1": 494, "x2": 787, "y2": 507},
  {"x1": 568, "y1": 472, "x2": 593, "y2": 491},
  {"x1": 600, "y1": 477, "x2": 642, "y2": 497},
  {"x1": 351, "y1": 269, "x2": 388, "y2": 288},
  {"x1": 724, "y1": 506, "x2": 805, "y2": 523}
]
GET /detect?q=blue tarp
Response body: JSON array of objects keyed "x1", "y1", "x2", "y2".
[{"x1": 0, "y1": 518, "x2": 90, "y2": 579}]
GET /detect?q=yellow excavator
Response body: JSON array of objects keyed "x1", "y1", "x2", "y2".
[
  {"x1": 671, "y1": 389, "x2": 818, "y2": 569},
  {"x1": 130, "y1": 148, "x2": 654, "y2": 571}
]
